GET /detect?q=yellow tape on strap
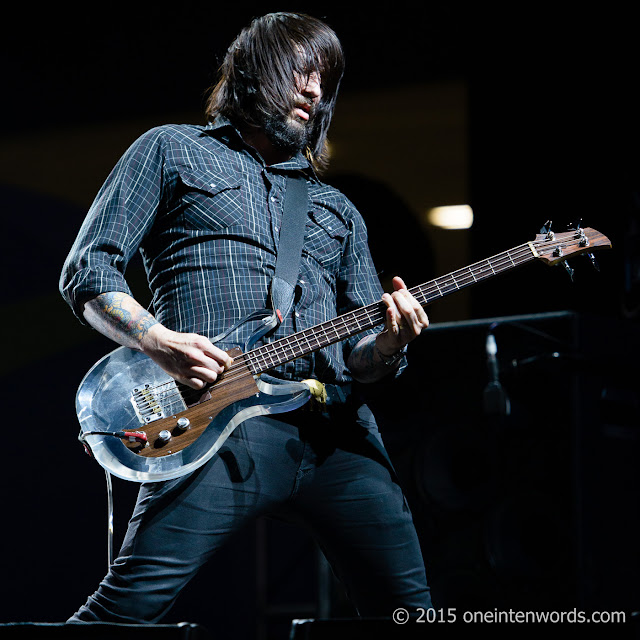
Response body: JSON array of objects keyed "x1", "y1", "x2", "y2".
[{"x1": 302, "y1": 379, "x2": 327, "y2": 410}]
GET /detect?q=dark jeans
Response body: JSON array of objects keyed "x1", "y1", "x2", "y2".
[{"x1": 70, "y1": 403, "x2": 431, "y2": 622}]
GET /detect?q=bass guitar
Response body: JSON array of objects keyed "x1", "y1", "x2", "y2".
[{"x1": 76, "y1": 225, "x2": 611, "y2": 482}]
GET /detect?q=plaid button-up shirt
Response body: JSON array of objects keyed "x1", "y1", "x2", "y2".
[{"x1": 60, "y1": 119, "x2": 385, "y2": 384}]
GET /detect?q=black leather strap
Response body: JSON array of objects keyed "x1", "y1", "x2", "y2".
[{"x1": 270, "y1": 175, "x2": 309, "y2": 319}]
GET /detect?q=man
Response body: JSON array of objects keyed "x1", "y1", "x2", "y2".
[{"x1": 61, "y1": 12, "x2": 431, "y2": 623}]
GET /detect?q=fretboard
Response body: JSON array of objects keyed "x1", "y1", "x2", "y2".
[{"x1": 244, "y1": 241, "x2": 539, "y2": 375}]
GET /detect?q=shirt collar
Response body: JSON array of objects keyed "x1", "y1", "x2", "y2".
[{"x1": 204, "y1": 117, "x2": 317, "y2": 178}]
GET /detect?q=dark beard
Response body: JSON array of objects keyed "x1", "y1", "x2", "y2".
[{"x1": 262, "y1": 112, "x2": 311, "y2": 155}]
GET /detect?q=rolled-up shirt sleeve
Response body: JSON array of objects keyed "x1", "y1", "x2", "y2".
[
  {"x1": 336, "y1": 204, "x2": 383, "y2": 357},
  {"x1": 59, "y1": 128, "x2": 165, "y2": 322}
]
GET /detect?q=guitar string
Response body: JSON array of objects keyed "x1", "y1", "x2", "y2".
[
  {"x1": 240, "y1": 237, "x2": 578, "y2": 377},
  {"x1": 132, "y1": 235, "x2": 580, "y2": 405},
  {"x1": 244, "y1": 236, "x2": 576, "y2": 373},
  {"x1": 137, "y1": 235, "x2": 576, "y2": 411}
]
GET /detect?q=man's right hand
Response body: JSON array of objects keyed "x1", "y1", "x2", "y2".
[
  {"x1": 83, "y1": 292, "x2": 233, "y2": 390},
  {"x1": 141, "y1": 324, "x2": 234, "y2": 390}
]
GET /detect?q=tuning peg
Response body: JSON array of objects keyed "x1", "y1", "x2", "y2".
[
  {"x1": 585, "y1": 252, "x2": 600, "y2": 271},
  {"x1": 563, "y1": 261, "x2": 575, "y2": 281},
  {"x1": 540, "y1": 220, "x2": 556, "y2": 240},
  {"x1": 540, "y1": 220, "x2": 553, "y2": 234}
]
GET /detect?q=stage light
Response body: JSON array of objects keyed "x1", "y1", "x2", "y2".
[{"x1": 426, "y1": 205, "x2": 473, "y2": 229}]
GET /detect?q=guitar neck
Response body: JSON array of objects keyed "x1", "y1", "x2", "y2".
[{"x1": 245, "y1": 241, "x2": 539, "y2": 375}]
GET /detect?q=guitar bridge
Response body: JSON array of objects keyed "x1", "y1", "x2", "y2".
[{"x1": 131, "y1": 382, "x2": 187, "y2": 425}]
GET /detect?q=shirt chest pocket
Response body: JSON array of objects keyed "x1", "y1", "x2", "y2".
[
  {"x1": 178, "y1": 167, "x2": 245, "y2": 231},
  {"x1": 304, "y1": 210, "x2": 349, "y2": 273}
]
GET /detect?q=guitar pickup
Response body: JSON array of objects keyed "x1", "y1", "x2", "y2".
[{"x1": 130, "y1": 382, "x2": 187, "y2": 425}]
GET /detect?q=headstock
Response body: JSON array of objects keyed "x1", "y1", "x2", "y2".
[{"x1": 532, "y1": 224, "x2": 612, "y2": 273}]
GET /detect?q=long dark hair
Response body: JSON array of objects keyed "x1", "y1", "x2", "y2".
[{"x1": 205, "y1": 12, "x2": 345, "y2": 172}]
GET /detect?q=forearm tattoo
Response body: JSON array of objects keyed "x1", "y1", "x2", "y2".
[
  {"x1": 95, "y1": 292, "x2": 158, "y2": 341},
  {"x1": 348, "y1": 334, "x2": 400, "y2": 383},
  {"x1": 349, "y1": 334, "x2": 379, "y2": 372}
]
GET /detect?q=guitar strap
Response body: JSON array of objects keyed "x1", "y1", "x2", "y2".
[
  {"x1": 209, "y1": 173, "x2": 309, "y2": 346},
  {"x1": 270, "y1": 173, "x2": 309, "y2": 321}
]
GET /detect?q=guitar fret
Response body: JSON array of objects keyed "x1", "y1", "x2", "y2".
[
  {"x1": 473, "y1": 260, "x2": 490, "y2": 279},
  {"x1": 330, "y1": 322, "x2": 342, "y2": 342},
  {"x1": 300, "y1": 332, "x2": 313, "y2": 353}
]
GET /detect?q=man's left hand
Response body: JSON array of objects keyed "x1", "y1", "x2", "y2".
[{"x1": 376, "y1": 276, "x2": 429, "y2": 357}]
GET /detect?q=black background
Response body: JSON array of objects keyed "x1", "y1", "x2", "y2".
[{"x1": 1, "y1": 4, "x2": 638, "y2": 638}]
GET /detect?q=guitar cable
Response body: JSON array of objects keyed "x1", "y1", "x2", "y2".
[
  {"x1": 78, "y1": 430, "x2": 149, "y2": 461},
  {"x1": 79, "y1": 430, "x2": 149, "y2": 446},
  {"x1": 104, "y1": 468, "x2": 114, "y2": 568},
  {"x1": 78, "y1": 431, "x2": 147, "y2": 570}
]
